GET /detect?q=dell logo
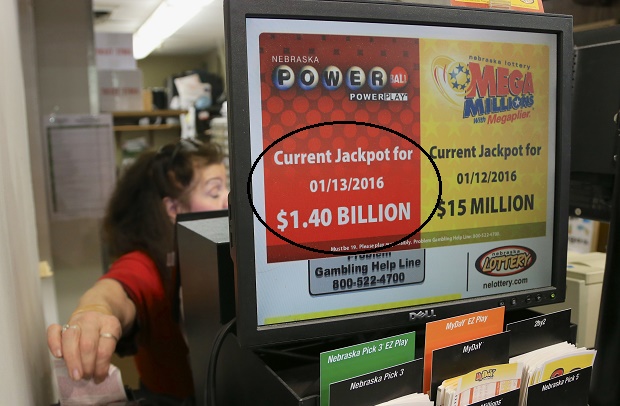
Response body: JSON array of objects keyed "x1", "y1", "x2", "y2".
[{"x1": 409, "y1": 309, "x2": 437, "y2": 321}]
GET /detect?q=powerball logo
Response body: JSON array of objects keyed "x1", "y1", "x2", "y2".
[
  {"x1": 432, "y1": 56, "x2": 535, "y2": 124},
  {"x1": 272, "y1": 64, "x2": 410, "y2": 102}
]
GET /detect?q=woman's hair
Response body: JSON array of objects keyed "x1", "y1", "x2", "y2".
[{"x1": 103, "y1": 140, "x2": 225, "y2": 276}]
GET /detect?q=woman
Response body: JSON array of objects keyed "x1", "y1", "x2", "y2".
[{"x1": 47, "y1": 139, "x2": 228, "y2": 404}]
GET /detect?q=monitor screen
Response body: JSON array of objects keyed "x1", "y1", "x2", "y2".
[{"x1": 225, "y1": 0, "x2": 572, "y2": 348}]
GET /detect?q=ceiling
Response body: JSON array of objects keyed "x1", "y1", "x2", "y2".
[{"x1": 92, "y1": 0, "x2": 226, "y2": 56}]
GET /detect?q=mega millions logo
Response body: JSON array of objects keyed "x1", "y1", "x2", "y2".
[{"x1": 432, "y1": 56, "x2": 535, "y2": 124}]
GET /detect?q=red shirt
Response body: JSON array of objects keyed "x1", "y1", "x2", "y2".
[{"x1": 100, "y1": 251, "x2": 194, "y2": 399}]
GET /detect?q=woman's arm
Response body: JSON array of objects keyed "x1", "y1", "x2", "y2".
[{"x1": 46, "y1": 278, "x2": 137, "y2": 383}]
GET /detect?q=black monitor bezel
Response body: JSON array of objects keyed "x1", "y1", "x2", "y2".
[{"x1": 225, "y1": 0, "x2": 572, "y2": 348}]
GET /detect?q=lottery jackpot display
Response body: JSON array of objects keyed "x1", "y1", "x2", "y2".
[{"x1": 225, "y1": 0, "x2": 571, "y2": 347}]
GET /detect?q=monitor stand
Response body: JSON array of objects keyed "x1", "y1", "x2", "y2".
[{"x1": 214, "y1": 332, "x2": 321, "y2": 405}]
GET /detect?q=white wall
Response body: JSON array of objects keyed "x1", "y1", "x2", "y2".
[
  {"x1": 31, "y1": 0, "x2": 104, "y2": 328},
  {"x1": 0, "y1": 0, "x2": 54, "y2": 403}
]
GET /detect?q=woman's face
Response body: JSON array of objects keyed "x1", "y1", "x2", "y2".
[{"x1": 183, "y1": 163, "x2": 229, "y2": 212}]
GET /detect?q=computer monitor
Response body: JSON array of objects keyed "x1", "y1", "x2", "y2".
[
  {"x1": 569, "y1": 25, "x2": 620, "y2": 222},
  {"x1": 225, "y1": 0, "x2": 572, "y2": 348}
]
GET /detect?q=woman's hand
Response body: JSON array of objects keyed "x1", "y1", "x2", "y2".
[
  {"x1": 47, "y1": 309, "x2": 122, "y2": 384},
  {"x1": 46, "y1": 279, "x2": 135, "y2": 384}
]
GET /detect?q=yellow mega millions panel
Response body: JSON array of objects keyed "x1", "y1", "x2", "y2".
[{"x1": 419, "y1": 38, "x2": 550, "y2": 245}]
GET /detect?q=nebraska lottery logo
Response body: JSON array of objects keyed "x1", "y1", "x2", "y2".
[
  {"x1": 475, "y1": 246, "x2": 536, "y2": 276},
  {"x1": 272, "y1": 64, "x2": 410, "y2": 101},
  {"x1": 432, "y1": 55, "x2": 535, "y2": 124}
]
